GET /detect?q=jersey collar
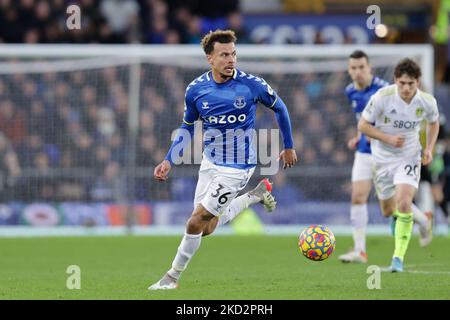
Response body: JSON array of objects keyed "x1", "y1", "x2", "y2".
[{"x1": 206, "y1": 69, "x2": 237, "y2": 82}]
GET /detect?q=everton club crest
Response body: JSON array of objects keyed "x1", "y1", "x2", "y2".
[{"x1": 233, "y1": 96, "x2": 246, "y2": 109}]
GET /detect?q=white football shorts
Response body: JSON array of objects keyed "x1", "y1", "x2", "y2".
[
  {"x1": 351, "y1": 151, "x2": 374, "y2": 182},
  {"x1": 194, "y1": 157, "x2": 255, "y2": 216},
  {"x1": 373, "y1": 156, "x2": 421, "y2": 200}
]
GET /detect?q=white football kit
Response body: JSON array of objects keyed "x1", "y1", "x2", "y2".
[
  {"x1": 194, "y1": 157, "x2": 255, "y2": 216},
  {"x1": 351, "y1": 151, "x2": 374, "y2": 182},
  {"x1": 361, "y1": 85, "x2": 439, "y2": 200}
]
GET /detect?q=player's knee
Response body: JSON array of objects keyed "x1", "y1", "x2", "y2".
[
  {"x1": 186, "y1": 216, "x2": 204, "y2": 234},
  {"x1": 201, "y1": 217, "x2": 218, "y2": 237},
  {"x1": 351, "y1": 184, "x2": 370, "y2": 204},
  {"x1": 381, "y1": 205, "x2": 395, "y2": 217},
  {"x1": 397, "y1": 200, "x2": 412, "y2": 213},
  {"x1": 187, "y1": 206, "x2": 215, "y2": 234},
  {"x1": 351, "y1": 193, "x2": 367, "y2": 205}
]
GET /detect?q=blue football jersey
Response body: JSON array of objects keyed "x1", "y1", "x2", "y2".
[
  {"x1": 345, "y1": 76, "x2": 389, "y2": 153},
  {"x1": 180, "y1": 68, "x2": 291, "y2": 169}
]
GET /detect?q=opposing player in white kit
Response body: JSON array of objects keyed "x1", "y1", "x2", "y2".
[
  {"x1": 149, "y1": 30, "x2": 297, "y2": 289},
  {"x1": 359, "y1": 58, "x2": 439, "y2": 272},
  {"x1": 338, "y1": 50, "x2": 389, "y2": 264}
]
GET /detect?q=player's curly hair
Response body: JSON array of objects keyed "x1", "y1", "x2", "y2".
[
  {"x1": 201, "y1": 29, "x2": 237, "y2": 55},
  {"x1": 394, "y1": 58, "x2": 422, "y2": 79}
]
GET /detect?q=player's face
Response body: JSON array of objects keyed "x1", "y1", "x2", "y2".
[
  {"x1": 348, "y1": 57, "x2": 371, "y2": 86},
  {"x1": 207, "y1": 42, "x2": 236, "y2": 80},
  {"x1": 395, "y1": 74, "x2": 419, "y2": 102}
]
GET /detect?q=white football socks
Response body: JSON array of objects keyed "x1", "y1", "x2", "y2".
[
  {"x1": 350, "y1": 204, "x2": 368, "y2": 253},
  {"x1": 411, "y1": 203, "x2": 428, "y2": 228},
  {"x1": 167, "y1": 232, "x2": 202, "y2": 280},
  {"x1": 217, "y1": 193, "x2": 259, "y2": 227}
]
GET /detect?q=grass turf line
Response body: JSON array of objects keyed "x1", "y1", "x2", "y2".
[{"x1": 1, "y1": 235, "x2": 449, "y2": 299}]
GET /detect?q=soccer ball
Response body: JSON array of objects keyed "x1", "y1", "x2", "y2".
[{"x1": 298, "y1": 225, "x2": 336, "y2": 261}]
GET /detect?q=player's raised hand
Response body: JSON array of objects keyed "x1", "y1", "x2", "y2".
[
  {"x1": 347, "y1": 136, "x2": 359, "y2": 150},
  {"x1": 279, "y1": 149, "x2": 298, "y2": 169},
  {"x1": 387, "y1": 135, "x2": 405, "y2": 148},
  {"x1": 422, "y1": 148, "x2": 433, "y2": 166},
  {"x1": 154, "y1": 160, "x2": 171, "y2": 181}
]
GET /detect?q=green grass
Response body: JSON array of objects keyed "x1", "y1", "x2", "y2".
[{"x1": 1, "y1": 235, "x2": 449, "y2": 299}]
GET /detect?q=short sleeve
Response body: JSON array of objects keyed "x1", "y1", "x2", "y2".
[
  {"x1": 182, "y1": 88, "x2": 199, "y2": 125},
  {"x1": 425, "y1": 97, "x2": 439, "y2": 123},
  {"x1": 361, "y1": 94, "x2": 381, "y2": 123}
]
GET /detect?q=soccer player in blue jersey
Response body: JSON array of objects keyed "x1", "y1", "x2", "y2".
[
  {"x1": 149, "y1": 30, "x2": 297, "y2": 290},
  {"x1": 338, "y1": 50, "x2": 389, "y2": 263}
]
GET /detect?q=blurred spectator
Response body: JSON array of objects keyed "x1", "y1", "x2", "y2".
[
  {"x1": 57, "y1": 149, "x2": 87, "y2": 201},
  {"x1": 17, "y1": 0, "x2": 36, "y2": 32},
  {"x1": 318, "y1": 136, "x2": 334, "y2": 162},
  {"x1": 0, "y1": 3, "x2": 25, "y2": 43},
  {"x1": 93, "y1": 145, "x2": 112, "y2": 172},
  {"x1": 22, "y1": 151, "x2": 56, "y2": 201},
  {"x1": 28, "y1": 100, "x2": 49, "y2": 138},
  {"x1": 185, "y1": 16, "x2": 202, "y2": 44},
  {"x1": 227, "y1": 11, "x2": 250, "y2": 43},
  {"x1": 147, "y1": 15, "x2": 168, "y2": 44},
  {"x1": 170, "y1": 177, "x2": 196, "y2": 201},
  {"x1": 108, "y1": 132, "x2": 126, "y2": 165},
  {"x1": 82, "y1": 104, "x2": 99, "y2": 135},
  {"x1": 16, "y1": 133, "x2": 59, "y2": 168},
  {"x1": 303, "y1": 73, "x2": 323, "y2": 99},
  {"x1": 164, "y1": 29, "x2": 181, "y2": 44},
  {"x1": 72, "y1": 132, "x2": 95, "y2": 168},
  {"x1": 168, "y1": 5, "x2": 192, "y2": 43},
  {"x1": 0, "y1": 132, "x2": 21, "y2": 201},
  {"x1": 90, "y1": 106, "x2": 117, "y2": 140},
  {"x1": 34, "y1": 1, "x2": 51, "y2": 35},
  {"x1": 100, "y1": 0, "x2": 139, "y2": 43},
  {"x1": 271, "y1": 171, "x2": 306, "y2": 205},
  {"x1": 89, "y1": 161, "x2": 122, "y2": 201},
  {"x1": 0, "y1": 100, "x2": 27, "y2": 145},
  {"x1": 136, "y1": 133, "x2": 157, "y2": 167}
]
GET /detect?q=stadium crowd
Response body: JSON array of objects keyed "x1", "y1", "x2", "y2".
[
  {"x1": 0, "y1": 0, "x2": 449, "y2": 216},
  {"x1": 0, "y1": 0, "x2": 246, "y2": 45},
  {"x1": 0, "y1": 59, "x2": 356, "y2": 202}
]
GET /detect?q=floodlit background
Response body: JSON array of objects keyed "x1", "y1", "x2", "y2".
[{"x1": 0, "y1": 0, "x2": 449, "y2": 236}]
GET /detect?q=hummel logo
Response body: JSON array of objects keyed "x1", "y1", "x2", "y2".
[{"x1": 202, "y1": 101, "x2": 209, "y2": 109}]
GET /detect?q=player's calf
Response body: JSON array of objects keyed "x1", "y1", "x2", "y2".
[{"x1": 202, "y1": 217, "x2": 219, "y2": 236}]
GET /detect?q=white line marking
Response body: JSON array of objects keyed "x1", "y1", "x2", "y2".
[{"x1": 406, "y1": 270, "x2": 450, "y2": 275}]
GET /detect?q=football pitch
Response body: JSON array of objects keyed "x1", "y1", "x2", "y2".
[{"x1": 1, "y1": 235, "x2": 449, "y2": 300}]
